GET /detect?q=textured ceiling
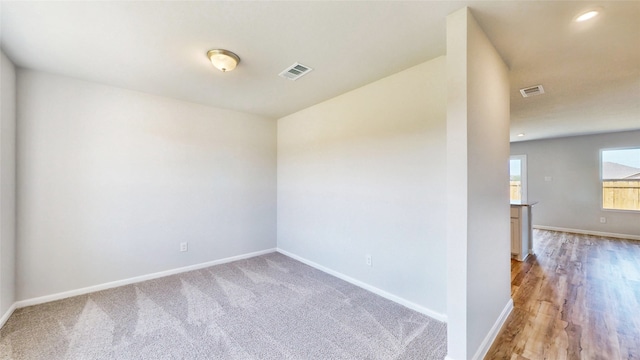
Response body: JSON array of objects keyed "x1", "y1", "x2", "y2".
[{"x1": 1, "y1": 1, "x2": 638, "y2": 142}]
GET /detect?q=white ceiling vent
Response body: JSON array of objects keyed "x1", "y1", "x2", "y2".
[
  {"x1": 279, "y1": 62, "x2": 313, "y2": 81},
  {"x1": 519, "y1": 85, "x2": 545, "y2": 98}
]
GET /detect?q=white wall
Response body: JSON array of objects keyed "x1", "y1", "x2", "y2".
[
  {"x1": 16, "y1": 70, "x2": 277, "y2": 300},
  {"x1": 277, "y1": 57, "x2": 448, "y2": 318},
  {"x1": 446, "y1": 8, "x2": 511, "y2": 360},
  {"x1": 0, "y1": 51, "x2": 17, "y2": 318},
  {"x1": 511, "y1": 130, "x2": 640, "y2": 237}
]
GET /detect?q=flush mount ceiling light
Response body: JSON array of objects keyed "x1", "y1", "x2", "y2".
[
  {"x1": 575, "y1": 9, "x2": 600, "y2": 22},
  {"x1": 207, "y1": 49, "x2": 240, "y2": 72},
  {"x1": 518, "y1": 133, "x2": 525, "y2": 137}
]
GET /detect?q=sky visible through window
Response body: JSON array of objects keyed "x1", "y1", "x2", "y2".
[
  {"x1": 602, "y1": 148, "x2": 640, "y2": 168},
  {"x1": 509, "y1": 159, "x2": 521, "y2": 178}
]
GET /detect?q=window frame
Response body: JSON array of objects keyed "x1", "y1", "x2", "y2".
[{"x1": 600, "y1": 146, "x2": 640, "y2": 213}]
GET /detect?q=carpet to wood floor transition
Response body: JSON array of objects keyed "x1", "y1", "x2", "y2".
[{"x1": 0, "y1": 252, "x2": 447, "y2": 359}]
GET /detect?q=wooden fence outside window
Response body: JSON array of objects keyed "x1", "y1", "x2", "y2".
[
  {"x1": 510, "y1": 181, "x2": 521, "y2": 201},
  {"x1": 603, "y1": 180, "x2": 640, "y2": 211}
]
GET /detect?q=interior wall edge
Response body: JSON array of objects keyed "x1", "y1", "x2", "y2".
[
  {"x1": 533, "y1": 225, "x2": 640, "y2": 241},
  {"x1": 472, "y1": 299, "x2": 514, "y2": 360},
  {"x1": 276, "y1": 248, "x2": 448, "y2": 323},
  {"x1": 13, "y1": 248, "x2": 276, "y2": 310},
  {"x1": 0, "y1": 302, "x2": 17, "y2": 329},
  {"x1": 0, "y1": 48, "x2": 18, "y2": 321}
]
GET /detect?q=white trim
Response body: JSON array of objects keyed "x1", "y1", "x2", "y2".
[
  {"x1": 0, "y1": 303, "x2": 17, "y2": 328},
  {"x1": 15, "y1": 248, "x2": 277, "y2": 309},
  {"x1": 534, "y1": 225, "x2": 640, "y2": 241},
  {"x1": 472, "y1": 298, "x2": 514, "y2": 360},
  {"x1": 276, "y1": 248, "x2": 448, "y2": 323}
]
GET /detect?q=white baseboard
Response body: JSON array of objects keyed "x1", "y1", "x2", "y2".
[
  {"x1": 534, "y1": 225, "x2": 640, "y2": 241},
  {"x1": 14, "y1": 248, "x2": 277, "y2": 309},
  {"x1": 0, "y1": 303, "x2": 17, "y2": 329},
  {"x1": 472, "y1": 298, "x2": 514, "y2": 360},
  {"x1": 276, "y1": 248, "x2": 448, "y2": 323}
]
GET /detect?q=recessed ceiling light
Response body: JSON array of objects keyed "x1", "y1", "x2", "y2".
[
  {"x1": 517, "y1": 133, "x2": 525, "y2": 137},
  {"x1": 575, "y1": 10, "x2": 599, "y2": 22}
]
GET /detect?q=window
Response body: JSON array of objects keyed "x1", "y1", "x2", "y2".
[
  {"x1": 510, "y1": 155, "x2": 527, "y2": 203},
  {"x1": 601, "y1": 148, "x2": 640, "y2": 211}
]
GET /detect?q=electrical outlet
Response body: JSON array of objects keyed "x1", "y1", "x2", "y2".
[
  {"x1": 599, "y1": 217, "x2": 606, "y2": 224},
  {"x1": 366, "y1": 254, "x2": 372, "y2": 267},
  {"x1": 180, "y1": 242, "x2": 188, "y2": 252}
]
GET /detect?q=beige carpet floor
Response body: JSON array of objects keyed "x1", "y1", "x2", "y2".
[{"x1": 0, "y1": 252, "x2": 447, "y2": 359}]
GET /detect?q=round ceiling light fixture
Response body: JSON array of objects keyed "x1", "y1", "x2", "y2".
[
  {"x1": 207, "y1": 49, "x2": 240, "y2": 72},
  {"x1": 575, "y1": 9, "x2": 600, "y2": 22}
]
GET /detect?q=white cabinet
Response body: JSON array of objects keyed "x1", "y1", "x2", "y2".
[
  {"x1": 510, "y1": 203, "x2": 536, "y2": 261},
  {"x1": 510, "y1": 217, "x2": 521, "y2": 255}
]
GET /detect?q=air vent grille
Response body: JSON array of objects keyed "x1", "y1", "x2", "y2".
[
  {"x1": 519, "y1": 85, "x2": 545, "y2": 98},
  {"x1": 279, "y1": 62, "x2": 313, "y2": 81}
]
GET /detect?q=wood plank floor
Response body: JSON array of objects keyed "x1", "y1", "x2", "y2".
[{"x1": 485, "y1": 229, "x2": 640, "y2": 360}]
